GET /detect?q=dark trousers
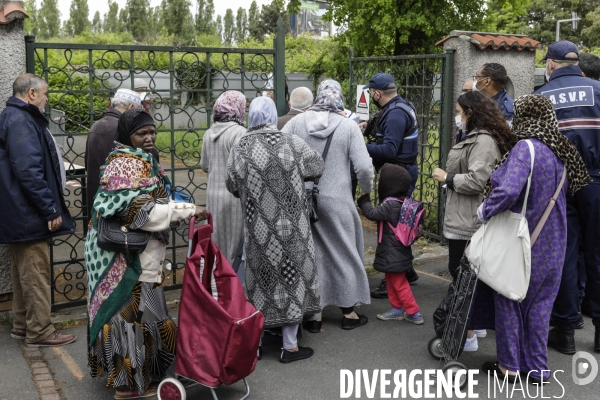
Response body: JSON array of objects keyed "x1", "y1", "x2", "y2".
[
  {"x1": 552, "y1": 177, "x2": 600, "y2": 329},
  {"x1": 448, "y1": 239, "x2": 468, "y2": 280}
]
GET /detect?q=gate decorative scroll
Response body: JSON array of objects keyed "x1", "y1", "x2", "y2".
[
  {"x1": 25, "y1": 21, "x2": 286, "y2": 309},
  {"x1": 349, "y1": 49, "x2": 455, "y2": 241}
]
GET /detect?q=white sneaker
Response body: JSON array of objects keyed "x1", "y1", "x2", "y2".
[
  {"x1": 463, "y1": 335, "x2": 478, "y2": 352},
  {"x1": 474, "y1": 329, "x2": 487, "y2": 338}
]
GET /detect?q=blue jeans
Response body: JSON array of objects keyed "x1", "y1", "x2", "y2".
[{"x1": 551, "y1": 177, "x2": 600, "y2": 329}]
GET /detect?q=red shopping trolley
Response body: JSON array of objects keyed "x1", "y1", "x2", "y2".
[{"x1": 158, "y1": 215, "x2": 265, "y2": 400}]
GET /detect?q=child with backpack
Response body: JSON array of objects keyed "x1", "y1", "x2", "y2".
[{"x1": 357, "y1": 163, "x2": 424, "y2": 324}]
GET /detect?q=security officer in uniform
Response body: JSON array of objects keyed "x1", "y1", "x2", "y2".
[
  {"x1": 361, "y1": 73, "x2": 419, "y2": 298},
  {"x1": 535, "y1": 40, "x2": 600, "y2": 354}
]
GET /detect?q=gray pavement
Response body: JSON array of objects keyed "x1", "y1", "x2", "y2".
[
  {"x1": 19, "y1": 261, "x2": 600, "y2": 399},
  {"x1": 0, "y1": 325, "x2": 39, "y2": 400}
]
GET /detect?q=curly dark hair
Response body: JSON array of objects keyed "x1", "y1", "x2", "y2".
[{"x1": 457, "y1": 91, "x2": 516, "y2": 154}]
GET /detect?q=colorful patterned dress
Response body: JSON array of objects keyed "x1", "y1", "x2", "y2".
[
  {"x1": 226, "y1": 125, "x2": 324, "y2": 326},
  {"x1": 469, "y1": 139, "x2": 568, "y2": 380}
]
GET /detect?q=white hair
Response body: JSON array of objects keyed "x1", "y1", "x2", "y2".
[
  {"x1": 111, "y1": 97, "x2": 137, "y2": 109},
  {"x1": 290, "y1": 87, "x2": 314, "y2": 109}
]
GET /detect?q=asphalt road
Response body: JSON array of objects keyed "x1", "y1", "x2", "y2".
[{"x1": 21, "y1": 259, "x2": 599, "y2": 400}]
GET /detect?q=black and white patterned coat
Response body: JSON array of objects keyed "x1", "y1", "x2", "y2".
[{"x1": 226, "y1": 124, "x2": 324, "y2": 326}]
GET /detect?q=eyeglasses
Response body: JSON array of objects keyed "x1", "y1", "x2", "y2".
[{"x1": 472, "y1": 75, "x2": 488, "y2": 82}]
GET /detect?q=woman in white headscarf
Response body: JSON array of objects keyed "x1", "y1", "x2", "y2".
[{"x1": 226, "y1": 97, "x2": 325, "y2": 364}]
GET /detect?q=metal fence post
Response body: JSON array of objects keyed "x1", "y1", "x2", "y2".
[
  {"x1": 439, "y1": 49, "x2": 455, "y2": 243},
  {"x1": 274, "y1": 17, "x2": 286, "y2": 117},
  {"x1": 25, "y1": 35, "x2": 36, "y2": 74},
  {"x1": 348, "y1": 47, "x2": 354, "y2": 106}
]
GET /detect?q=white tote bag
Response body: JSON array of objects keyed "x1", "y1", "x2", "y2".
[{"x1": 468, "y1": 140, "x2": 535, "y2": 301}]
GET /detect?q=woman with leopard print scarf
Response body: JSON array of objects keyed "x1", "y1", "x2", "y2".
[{"x1": 469, "y1": 94, "x2": 590, "y2": 384}]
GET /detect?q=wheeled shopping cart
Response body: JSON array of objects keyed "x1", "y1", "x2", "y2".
[
  {"x1": 427, "y1": 256, "x2": 479, "y2": 390},
  {"x1": 158, "y1": 215, "x2": 265, "y2": 400}
]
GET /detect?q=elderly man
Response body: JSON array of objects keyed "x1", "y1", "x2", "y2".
[
  {"x1": 0, "y1": 74, "x2": 76, "y2": 346},
  {"x1": 277, "y1": 87, "x2": 314, "y2": 129},
  {"x1": 535, "y1": 40, "x2": 600, "y2": 355},
  {"x1": 472, "y1": 63, "x2": 514, "y2": 123},
  {"x1": 84, "y1": 89, "x2": 142, "y2": 218}
]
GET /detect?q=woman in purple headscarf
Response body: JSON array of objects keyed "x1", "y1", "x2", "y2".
[{"x1": 201, "y1": 90, "x2": 247, "y2": 263}]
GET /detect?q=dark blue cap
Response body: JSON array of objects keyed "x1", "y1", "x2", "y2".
[
  {"x1": 363, "y1": 73, "x2": 396, "y2": 90},
  {"x1": 542, "y1": 40, "x2": 579, "y2": 61}
]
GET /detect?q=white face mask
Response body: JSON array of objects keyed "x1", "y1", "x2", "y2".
[
  {"x1": 455, "y1": 115, "x2": 466, "y2": 131},
  {"x1": 472, "y1": 79, "x2": 480, "y2": 92}
]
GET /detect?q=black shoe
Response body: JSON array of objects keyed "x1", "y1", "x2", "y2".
[
  {"x1": 575, "y1": 313, "x2": 585, "y2": 330},
  {"x1": 341, "y1": 314, "x2": 368, "y2": 330},
  {"x1": 304, "y1": 320, "x2": 322, "y2": 333},
  {"x1": 481, "y1": 361, "x2": 517, "y2": 384},
  {"x1": 264, "y1": 327, "x2": 283, "y2": 337},
  {"x1": 595, "y1": 329, "x2": 600, "y2": 353},
  {"x1": 548, "y1": 327, "x2": 576, "y2": 355},
  {"x1": 581, "y1": 298, "x2": 592, "y2": 318},
  {"x1": 280, "y1": 346, "x2": 314, "y2": 363},
  {"x1": 406, "y1": 268, "x2": 419, "y2": 284},
  {"x1": 371, "y1": 279, "x2": 388, "y2": 299}
]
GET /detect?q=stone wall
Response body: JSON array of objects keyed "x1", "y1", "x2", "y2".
[
  {"x1": 441, "y1": 34, "x2": 537, "y2": 109},
  {"x1": 0, "y1": 17, "x2": 26, "y2": 295}
]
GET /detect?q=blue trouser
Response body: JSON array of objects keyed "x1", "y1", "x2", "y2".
[
  {"x1": 551, "y1": 176, "x2": 600, "y2": 329},
  {"x1": 405, "y1": 163, "x2": 419, "y2": 197}
]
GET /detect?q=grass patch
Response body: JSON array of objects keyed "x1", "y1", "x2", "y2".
[
  {"x1": 155, "y1": 129, "x2": 205, "y2": 161},
  {"x1": 0, "y1": 311, "x2": 13, "y2": 325},
  {"x1": 364, "y1": 265, "x2": 380, "y2": 276},
  {"x1": 55, "y1": 318, "x2": 86, "y2": 330}
]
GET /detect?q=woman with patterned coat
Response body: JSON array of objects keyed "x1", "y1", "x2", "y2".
[
  {"x1": 201, "y1": 91, "x2": 246, "y2": 263},
  {"x1": 226, "y1": 96, "x2": 324, "y2": 363},
  {"x1": 85, "y1": 110, "x2": 208, "y2": 398},
  {"x1": 470, "y1": 95, "x2": 590, "y2": 384},
  {"x1": 282, "y1": 86, "x2": 375, "y2": 331}
]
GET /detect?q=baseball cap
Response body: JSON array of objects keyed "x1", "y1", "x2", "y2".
[
  {"x1": 542, "y1": 40, "x2": 579, "y2": 61},
  {"x1": 363, "y1": 73, "x2": 397, "y2": 90}
]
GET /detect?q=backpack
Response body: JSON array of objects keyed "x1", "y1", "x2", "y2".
[{"x1": 378, "y1": 197, "x2": 426, "y2": 246}]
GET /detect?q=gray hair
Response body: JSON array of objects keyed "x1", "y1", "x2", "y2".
[
  {"x1": 13, "y1": 73, "x2": 47, "y2": 97},
  {"x1": 111, "y1": 96, "x2": 138, "y2": 109},
  {"x1": 290, "y1": 87, "x2": 314, "y2": 109}
]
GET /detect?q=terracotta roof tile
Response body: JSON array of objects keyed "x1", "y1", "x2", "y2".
[
  {"x1": 436, "y1": 31, "x2": 541, "y2": 52},
  {"x1": 0, "y1": 2, "x2": 29, "y2": 25}
]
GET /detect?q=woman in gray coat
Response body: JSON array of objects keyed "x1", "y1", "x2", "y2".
[
  {"x1": 432, "y1": 90, "x2": 516, "y2": 350},
  {"x1": 282, "y1": 87, "x2": 375, "y2": 331},
  {"x1": 200, "y1": 91, "x2": 246, "y2": 263}
]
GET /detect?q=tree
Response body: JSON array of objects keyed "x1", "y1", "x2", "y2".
[
  {"x1": 255, "y1": 0, "x2": 288, "y2": 42},
  {"x1": 38, "y1": 0, "x2": 61, "y2": 39},
  {"x1": 196, "y1": 0, "x2": 215, "y2": 35},
  {"x1": 325, "y1": 0, "x2": 492, "y2": 56},
  {"x1": 223, "y1": 8, "x2": 235, "y2": 45},
  {"x1": 248, "y1": 0, "x2": 261, "y2": 40},
  {"x1": 124, "y1": 0, "x2": 152, "y2": 42},
  {"x1": 24, "y1": 0, "x2": 39, "y2": 36},
  {"x1": 159, "y1": 0, "x2": 195, "y2": 45},
  {"x1": 104, "y1": 0, "x2": 121, "y2": 33},
  {"x1": 583, "y1": 6, "x2": 600, "y2": 47},
  {"x1": 216, "y1": 15, "x2": 223, "y2": 41},
  {"x1": 524, "y1": 0, "x2": 596, "y2": 46},
  {"x1": 91, "y1": 11, "x2": 101, "y2": 33},
  {"x1": 66, "y1": 0, "x2": 90, "y2": 36},
  {"x1": 484, "y1": 0, "x2": 529, "y2": 34},
  {"x1": 235, "y1": 7, "x2": 248, "y2": 44}
]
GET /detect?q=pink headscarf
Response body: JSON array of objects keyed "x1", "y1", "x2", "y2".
[{"x1": 212, "y1": 91, "x2": 246, "y2": 124}]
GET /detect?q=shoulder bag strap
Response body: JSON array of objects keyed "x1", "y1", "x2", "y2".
[
  {"x1": 313, "y1": 133, "x2": 334, "y2": 185},
  {"x1": 530, "y1": 165, "x2": 567, "y2": 245},
  {"x1": 521, "y1": 140, "x2": 536, "y2": 217}
]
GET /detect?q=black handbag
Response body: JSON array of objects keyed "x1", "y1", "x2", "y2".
[
  {"x1": 307, "y1": 132, "x2": 334, "y2": 224},
  {"x1": 97, "y1": 215, "x2": 151, "y2": 254}
]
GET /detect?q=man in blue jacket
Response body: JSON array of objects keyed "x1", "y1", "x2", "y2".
[
  {"x1": 534, "y1": 41, "x2": 600, "y2": 355},
  {"x1": 472, "y1": 62, "x2": 514, "y2": 124},
  {"x1": 362, "y1": 73, "x2": 419, "y2": 298},
  {"x1": 0, "y1": 74, "x2": 76, "y2": 347}
]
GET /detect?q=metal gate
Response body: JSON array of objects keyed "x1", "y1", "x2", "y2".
[
  {"x1": 349, "y1": 49, "x2": 454, "y2": 240},
  {"x1": 26, "y1": 22, "x2": 286, "y2": 309}
]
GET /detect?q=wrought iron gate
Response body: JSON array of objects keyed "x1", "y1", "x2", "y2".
[
  {"x1": 26, "y1": 23, "x2": 286, "y2": 309},
  {"x1": 349, "y1": 49, "x2": 454, "y2": 240}
]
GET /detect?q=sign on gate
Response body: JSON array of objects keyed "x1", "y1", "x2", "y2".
[{"x1": 356, "y1": 85, "x2": 370, "y2": 120}]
